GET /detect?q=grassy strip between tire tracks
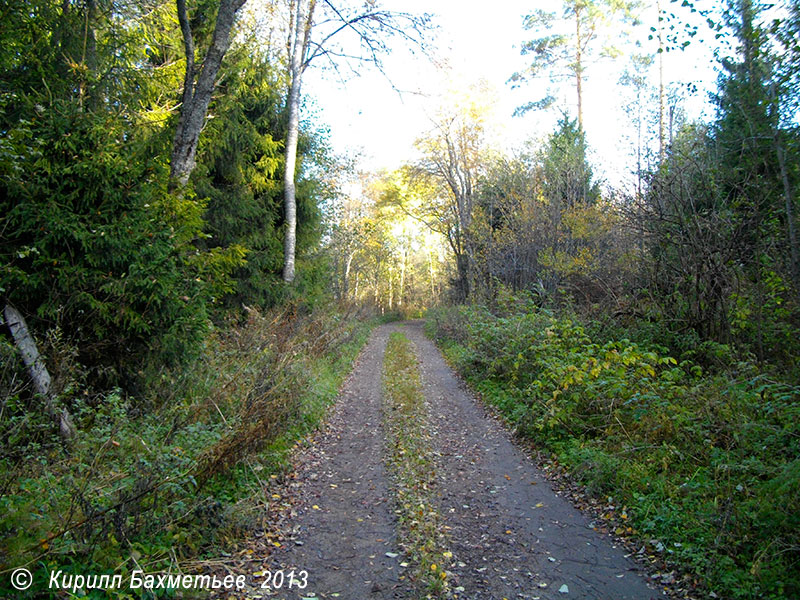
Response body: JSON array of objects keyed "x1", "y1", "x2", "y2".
[{"x1": 382, "y1": 332, "x2": 453, "y2": 599}]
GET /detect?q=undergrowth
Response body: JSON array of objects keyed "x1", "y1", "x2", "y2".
[
  {"x1": 382, "y1": 332, "x2": 452, "y2": 599},
  {"x1": 426, "y1": 303, "x2": 800, "y2": 600},
  {"x1": 0, "y1": 304, "x2": 374, "y2": 598}
]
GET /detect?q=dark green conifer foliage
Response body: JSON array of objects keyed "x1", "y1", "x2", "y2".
[
  {"x1": 710, "y1": 0, "x2": 799, "y2": 362},
  {"x1": 541, "y1": 117, "x2": 600, "y2": 209},
  {"x1": 0, "y1": 0, "x2": 233, "y2": 384},
  {"x1": 194, "y1": 47, "x2": 284, "y2": 310},
  {"x1": 713, "y1": 0, "x2": 778, "y2": 241},
  {"x1": 193, "y1": 42, "x2": 328, "y2": 310},
  {"x1": 0, "y1": 101, "x2": 212, "y2": 382}
]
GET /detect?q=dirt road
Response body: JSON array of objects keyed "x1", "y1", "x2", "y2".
[{"x1": 266, "y1": 322, "x2": 661, "y2": 600}]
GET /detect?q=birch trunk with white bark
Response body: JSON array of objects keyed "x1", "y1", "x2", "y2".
[
  {"x1": 282, "y1": 0, "x2": 315, "y2": 283},
  {"x1": 3, "y1": 304, "x2": 76, "y2": 441}
]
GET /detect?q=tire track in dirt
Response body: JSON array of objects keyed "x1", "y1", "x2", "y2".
[
  {"x1": 266, "y1": 323, "x2": 413, "y2": 600},
  {"x1": 401, "y1": 321, "x2": 661, "y2": 600}
]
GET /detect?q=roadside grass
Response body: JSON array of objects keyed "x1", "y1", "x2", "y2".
[
  {"x1": 426, "y1": 304, "x2": 800, "y2": 600},
  {"x1": 0, "y1": 304, "x2": 375, "y2": 598},
  {"x1": 382, "y1": 332, "x2": 452, "y2": 599}
]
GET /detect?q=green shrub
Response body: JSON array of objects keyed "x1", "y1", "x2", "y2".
[{"x1": 427, "y1": 302, "x2": 800, "y2": 600}]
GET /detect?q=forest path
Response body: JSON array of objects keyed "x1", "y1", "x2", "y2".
[{"x1": 257, "y1": 322, "x2": 660, "y2": 600}]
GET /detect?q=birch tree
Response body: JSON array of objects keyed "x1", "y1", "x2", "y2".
[{"x1": 277, "y1": 0, "x2": 430, "y2": 282}]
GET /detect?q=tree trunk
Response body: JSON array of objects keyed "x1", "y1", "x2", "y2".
[
  {"x1": 455, "y1": 252, "x2": 470, "y2": 302},
  {"x1": 775, "y1": 131, "x2": 800, "y2": 296},
  {"x1": 80, "y1": 0, "x2": 98, "y2": 110},
  {"x1": 398, "y1": 246, "x2": 407, "y2": 307},
  {"x1": 170, "y1": 0, "x2": 247, "y2": 189},
  {"x1": 282, "y1": 72, "x2": 301, "y2": 282},
  {"x1": 3, "y1": 305, "x2": 76, "y2": 441},
  {"x1": 282, "y1": 0, "x2": 315, "y2": 283},
  {"x1": 657, "y1": 0, "x2": 665, "y2": 159},
  {"x1": 374, "y1": 263, "x2": 381, "y2": 308},
  {"x1": 429, "y1": 249, "x2": 436, "y2": 298},
  {"x1": 388, "y1": 267, "x2": 394, "y2": 310},
  {"x1": 574, "y1": 8, "x2": 583, "y2": 130},
  {"x1": 343, "y1": 251, "x2": 355, "y2": 299}
]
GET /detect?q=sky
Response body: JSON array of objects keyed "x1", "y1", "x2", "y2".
[{"x1": 303, "y1": 0, "x2": 723, "y2": 189}]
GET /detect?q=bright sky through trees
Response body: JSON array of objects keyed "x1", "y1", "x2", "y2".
[{"x1": 304, "y1": 0, "x2": 721, "y2": 187}]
